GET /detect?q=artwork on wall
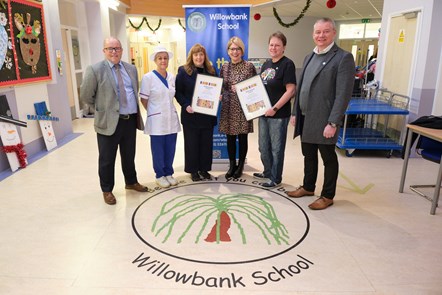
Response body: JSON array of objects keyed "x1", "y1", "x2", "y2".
[
  {"x1": 34, "y1": 101, "x2": 57, "y2": 151},
  {"x1": 0, "y1": 0, "x2": 51, "y2": 87},
  {"x1": 0, "y1": 94, "x2": 28, "y2": 171}
]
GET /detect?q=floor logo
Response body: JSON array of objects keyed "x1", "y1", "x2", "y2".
[{"x1": 132, "y1": 180, "x2": 310, "y2": 264}]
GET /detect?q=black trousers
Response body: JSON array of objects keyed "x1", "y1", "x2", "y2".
[
  {"x1": 97, "y1": 116, "x2": 138, "y2": 192},
  {"x1": 301, "y1": 142, "x2": 338, "y2": 199},
  {"x1": 183, "y1": 125, "x2": 213, "y2": 173}
]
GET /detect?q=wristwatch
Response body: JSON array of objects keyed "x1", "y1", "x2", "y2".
[
  {"x1": 273, "y1": 106, "x2": 279, "y2": 112},
  {"x1": 328, "y1": 122, "x2": 337, "y2": 128}
]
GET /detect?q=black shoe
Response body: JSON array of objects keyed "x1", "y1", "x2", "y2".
[
  {"x1": 199, "y1": 171, "x2": 212, "y2": 180},
  {"x1": 253, "y1": 172, "x2": 267, "y2": 179},
  {"x1": 225, "y1": 161, "x2": 237, "y2": 179},
  {"x1": 261, "y1": 180, "x2": 281, "y2": 188},
  {"x1": 233, "y1": 162, "x2": 244, "y2": 178},
  {"x1": 190, "y1": 172, "x2": 201, "y2": 182}
]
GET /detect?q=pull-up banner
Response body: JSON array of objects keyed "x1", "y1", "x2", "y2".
[{"x1": 184, "y1": 5, "x2": 251, "y2": 162}]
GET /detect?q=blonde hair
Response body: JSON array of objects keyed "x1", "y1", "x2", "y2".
[
  {"x1": 183, "y1": 43, "x2": 215, "y2": 75},
  {"x1": 226, "y1": 36, "x2": 245, "y2": 54}
]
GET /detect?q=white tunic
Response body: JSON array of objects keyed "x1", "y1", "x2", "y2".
[{"x1": 139, "y1": 71, "x2": 181, "y2": 135}]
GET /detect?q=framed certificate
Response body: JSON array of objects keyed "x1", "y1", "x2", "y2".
[
  {"x1": 191, "y1": 74, "x2": 223, "y2": 116},
  {"x1": 235, "y1": 75, "x2": 271, "y2": 121}
]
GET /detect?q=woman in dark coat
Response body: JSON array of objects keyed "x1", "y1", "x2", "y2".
[{"x1": 175, "y1": 43, "x2": 217, "y2": 181}]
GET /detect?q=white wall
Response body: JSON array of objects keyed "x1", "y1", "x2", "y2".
[
  {"x1": 0, "y1": 0, "x2": 73, "y2": 172},
  {"x1": 434, "y1": 45, "x2": 442, "y2": 115},
  {"x1": 249, "y1": 16, "x2": 317, "y2": 70},
  {"x1": 377, "y1": 0, "x2": 442, "y2": 119}
]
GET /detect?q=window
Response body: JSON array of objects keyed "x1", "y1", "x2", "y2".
[
  {"x1": 339, "y1": 22, "x2": 381, "y2": 39},
  {"x1": 340, "y1": 24, "x2": 365, "y2": 39},
  {"x1": 365, "y1": 23, "x2": 381, "y2": 38}
]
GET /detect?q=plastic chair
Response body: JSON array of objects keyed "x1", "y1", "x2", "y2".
[{"x1": 409, "y1": 136, "x2": 442, "y2": 202}]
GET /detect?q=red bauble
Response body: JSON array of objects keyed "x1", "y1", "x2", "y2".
[
  {"x1": 327, "y1": 0, "x2": 336, "y2": 8},
  {"x1": 254, "y1": 13, "x2": 261, "y2": 21}
]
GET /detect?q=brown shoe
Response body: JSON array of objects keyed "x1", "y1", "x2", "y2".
[
  {"x1": 286, "y1": 186, "x2": 315, "y2": 198},
  {"x1": 308, "y1": 197, "x2": 333, "y2": 210},
  {"x1": 103, "y1": 192, "x2": 116, "y2": 205},
  {"x1": 125, "y1": 183, "x2": 148, "y2": 192}
]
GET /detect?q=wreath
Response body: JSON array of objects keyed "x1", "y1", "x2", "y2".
[{"x1": 273, "y1": 0, "x2": 312, "y2": 28}]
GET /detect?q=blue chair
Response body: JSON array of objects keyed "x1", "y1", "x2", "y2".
[{"x1": 410, "y1": 136, "x2": 442, "y2": 207}]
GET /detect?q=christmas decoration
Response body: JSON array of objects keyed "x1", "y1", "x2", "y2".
[
  {"x1": 128, "y1": 17, "x2": 161, "y2": 33},
  {"x1": 178, "y1": 19, "x2": 186, "y2": 32},
  {"x1": 14, "y1": 12, "x2": 41, "y2": 74},
  {"x1": 1, "y1": 143, "x2": 27, "y2": 168},
  {"x1": 273, "y1": 0, "x2": 311, "y2": 28},
  {"x1": 327, "y1": 0, "x2": 336, "y2": 9}
]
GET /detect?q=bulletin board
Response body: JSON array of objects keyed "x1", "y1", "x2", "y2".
[{"x1": 0, "y1": 0, "x2": 51, "y2": 87}]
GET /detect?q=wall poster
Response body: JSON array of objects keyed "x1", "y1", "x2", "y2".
[{"x1": 0, "y1": 0, "x2": 51, "y2": 87}]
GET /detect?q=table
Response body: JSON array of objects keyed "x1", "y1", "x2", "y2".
[{"x1": 399, "y1": 124, "x2": 442, "y2": 215}]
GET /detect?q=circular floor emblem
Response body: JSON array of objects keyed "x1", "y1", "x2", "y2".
[
  {"x1": 132, "y1": 182, "x2": 310, "y2": 264},
  {"x1": 187, "y1": 12, "x2": 206, "y2": 32}
]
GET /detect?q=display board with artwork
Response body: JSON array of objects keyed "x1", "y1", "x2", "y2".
[{"x1": 0, "y1": 0, "x2": 51, "y2": 87}]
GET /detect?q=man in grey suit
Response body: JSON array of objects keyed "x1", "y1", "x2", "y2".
[
  {"x1": 287, "y1": 18, "x2": 355, "y2": 210},
  {"x1": 80, "y1": 37, "x2": 148, "y2": 205}
]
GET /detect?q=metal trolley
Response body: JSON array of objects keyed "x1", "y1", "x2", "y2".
[{"x1": 336, "y1": 89, "x2": 410, "y2": 157}]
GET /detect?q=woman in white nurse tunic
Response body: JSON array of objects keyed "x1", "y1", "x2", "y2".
[{"x1": 140, "y1": 46, "x2": 181, "y2": 188}]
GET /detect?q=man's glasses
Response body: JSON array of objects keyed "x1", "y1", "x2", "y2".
[
  {"x1": 105, "y1": 47, "x2": 122, "y2": 52},
  {"x1": 229, "y1": 47, "x2": 241, "y2": 52}
]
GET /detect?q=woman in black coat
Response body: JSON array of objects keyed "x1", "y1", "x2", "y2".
[{"x1": 175, "y1": 44, "x2": 217, "y2": 181}]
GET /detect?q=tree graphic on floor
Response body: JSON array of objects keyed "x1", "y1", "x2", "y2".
[{"x1": 151, "y1": 193, "x2": 289, "y2": 245}]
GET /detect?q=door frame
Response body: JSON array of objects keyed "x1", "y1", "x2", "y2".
[
  {"x1": 378, "y1": 9, "x2": 422, "y2": 102},
  {"x1": 61, "y1": 26, "x2": 82, "y2": 119}
]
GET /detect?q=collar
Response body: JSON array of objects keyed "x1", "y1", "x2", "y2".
[
  {"x1": 107, "y1": 60, "x2": 122, "y2": 68},
  {"x1": 313, "y1": 42, "x2": 335, "y2": 55}
]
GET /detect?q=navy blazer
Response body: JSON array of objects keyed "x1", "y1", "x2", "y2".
[{"x1": 175, "y1": 66, "x2": 217, "y2": 128}]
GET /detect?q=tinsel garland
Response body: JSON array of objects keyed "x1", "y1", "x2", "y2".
[
  {"x1": 1, "y1": 143, "x2": 27, "y2": 168},
  {"x1": 128, "y1": 17, "x2": 162, "y2": 32},
  {"x1": 178, "y1": 19, "x2": 186, "y2": 32},
  {"x1": 273, "y1": 0, "x2": 312, "y2": 28}
]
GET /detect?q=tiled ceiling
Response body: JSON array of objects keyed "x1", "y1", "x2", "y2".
[{"x1": 252, "y1": 0, "x2": 383, "y2": 20}]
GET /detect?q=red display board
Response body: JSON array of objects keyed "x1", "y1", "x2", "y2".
[{"x1": 0, "y1": 0, "x2": 51, "y2": 87}]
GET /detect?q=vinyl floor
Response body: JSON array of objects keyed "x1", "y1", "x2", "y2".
[{"x1": 1, "y1": 117, "x2": 441, "y2": 295}]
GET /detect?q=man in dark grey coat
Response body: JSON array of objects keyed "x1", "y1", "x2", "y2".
[{"x1": 286, "y1": 18, "x2": 355, "y2": 210}]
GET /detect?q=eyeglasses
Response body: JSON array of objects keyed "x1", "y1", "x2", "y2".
[
  {"x1": 228, "y1": 47, "x2": 241, "y2": 52},
  {"x1": 105, "y1": 47, "x2": 122, "y2": 52}
]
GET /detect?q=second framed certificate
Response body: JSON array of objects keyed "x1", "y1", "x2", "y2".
[
  {"x1": 191, "y1": 74, "x2": 223, "y2": 116},
  {"x1": 235, "y1": 75, "x2": 271, "y2": 121}
]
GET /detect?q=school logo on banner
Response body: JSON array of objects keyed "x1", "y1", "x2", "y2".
[{"x1": 187, "y1": 12, "x2": 207, "y2": 32}]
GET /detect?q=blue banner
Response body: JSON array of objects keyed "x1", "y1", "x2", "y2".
[{"x1": 185, "y1": 5, "x2": 250, "y2": 161}]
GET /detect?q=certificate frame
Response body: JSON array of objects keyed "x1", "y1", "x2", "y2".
[
  {"x1": 191, "y1": 74, "x2": 223, "y2": 116},
  {"x1": 235, "y1": 75, "x2": 271, "y2": 121}
]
